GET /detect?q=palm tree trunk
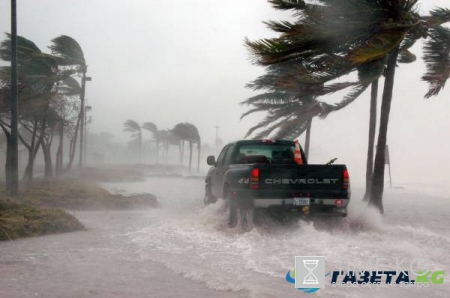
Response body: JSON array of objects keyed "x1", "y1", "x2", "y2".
[
  {"x1": 369, "y1": 48, "x2": 400, "y2": 214},
  {"x1": 178, "y1": 141, "x2": 183, "y2": 165},
  {"x1": 197, "y1": 140, "x2": 202, "y2": 172},
  {"x1": 181, "y1": 141, "x2": 185, "y2": 165},
  {"x1": 67, "y1": 114, "x2": 81, "y2": 170},
  {"x1": 78, "y1": 72, "x2": 86, "y2": 168},
  {"x1": 138, "y1": 132, "x2": 142, "y2": 163},
  {"x1": 156, "y1": 141, "x2": 159, "y2": 163},
  {"x1": 188, "y1": 141, "x2": 193, "y2": 173},
  {"x1": 197, "y1": 140, "x2": 201, "y2": 172},
  {"x1": 363, "y1": 80, "x2": 378, "y2": 202},
  {"x1": 0, "y1": 123, "x2": 12, "y2": 191},
  {"x1": 55, "y1": 122, "x2": 64, "y2": 175},
  {"x1": 5, "y1": 137, "x2": 12, "y2": 191},
  {"x1": 304, "y1": 117, "x2": 312, "y2": 159}
]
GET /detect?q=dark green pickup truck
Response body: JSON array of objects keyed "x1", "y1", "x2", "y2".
[{"x1": 205, "y1": 139, "x2": 350, "y2": 227}]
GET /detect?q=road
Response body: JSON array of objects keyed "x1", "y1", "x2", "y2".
[{"x1": 1, "y1": 177, "x2": 449, "y2": 298}]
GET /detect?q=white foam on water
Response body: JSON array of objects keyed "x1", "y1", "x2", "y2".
[{"x1": 110, "y1": 178, "x2": 450, "y2": 298}]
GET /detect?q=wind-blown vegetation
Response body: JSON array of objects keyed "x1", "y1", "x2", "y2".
[
  {"x1": 124, "y1": 120, "x2": 202, "y2": 172},
  {"x1": 0, "y1": 34, "x2": 91, "y2": 188},
  {"x1": 0, "y1": 199, "x2": 84, "y2": 241},
  {"x1": 244, "y1": 0, "x2": 450, "y2": 213}
]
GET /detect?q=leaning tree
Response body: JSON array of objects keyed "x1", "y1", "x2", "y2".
[{"x1": 246, "y1": 0, "x2": 450, "y2": 213}]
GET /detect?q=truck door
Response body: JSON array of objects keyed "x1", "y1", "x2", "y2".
[
  {"x1": 211, "y1": 145, "x2": 229, "y2": 197},
  {"x1": 213, "y1": 144, "x2": 235, "y2": 198}
]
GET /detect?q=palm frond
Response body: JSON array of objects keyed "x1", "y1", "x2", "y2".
[
  {"x1": 142, "y1": 122, "x2": 158, "y2": 133},
  {"x1": 123, "y1": 119, "x2": 141, "y2": 133},
  {"x1": 57, "y1": 77, "x2": 82, "y2": 96},
  {"x1": 49, "y1": 35, "x2": 86, "y2": 68},
  {"x1": 422, "y1": 26, "x2": 450, "y2": 98}
]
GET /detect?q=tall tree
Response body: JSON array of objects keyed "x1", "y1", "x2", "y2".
[
  {"x1": 142, "y1": 122, "x2": 158, "y2": 161},
  {"x1": 172, "y1": 123, "x2": 201, "y2": 172},
  {"x1": 363, "y1": 80, "x2": 378, "y2": 202},
  {"x1": 245, "y1": 0, "x2": 450, "y2": 213},
  {"x1": 123, "y1": 120, "x2": 142, "y2": 162},
  {"x1": 49, "y1": 35, "x2": 88, "y2": 168},
  {"x1": 1, "y1": 35, "x2": 61, "y2": 183}
]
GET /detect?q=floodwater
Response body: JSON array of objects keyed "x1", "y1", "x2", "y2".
[{"x1": 1, "y1": 177, "x2": 449, "y2": 298}]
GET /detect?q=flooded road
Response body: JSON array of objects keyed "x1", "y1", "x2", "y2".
[{"x1": 1, "y1": 177, "x2": 449, "y2": 297}]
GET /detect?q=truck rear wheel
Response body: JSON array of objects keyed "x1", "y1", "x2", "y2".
[
  {"x1": 223, "y1": 186, "x2": 238, "y2": 227},
  {"x1": 204, "y1": 185, "x2": 216, "y2": 206}
]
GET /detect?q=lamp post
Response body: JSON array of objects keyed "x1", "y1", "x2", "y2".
[{"x1": 10, "y1": 0, "x2": 19, "y2": 196}]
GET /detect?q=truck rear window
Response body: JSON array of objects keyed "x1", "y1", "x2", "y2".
[{"x1": 234, "y1": 144, "x2": 296, "y2": 164}]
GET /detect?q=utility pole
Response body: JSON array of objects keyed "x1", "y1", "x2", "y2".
[
  {"x1": 78, "y1": 74, "x2": 91, "y2": 167},
  {"x1": 10, "y1": 0, "x2": 19, "y2": 196},
  {"x1": 214, "y1": 126, "x2": 220, "y2": 153}
]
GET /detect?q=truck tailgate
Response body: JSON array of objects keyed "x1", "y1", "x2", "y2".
[{"x1": 256, "y1": 164, "x2": 347, "y2": 197}]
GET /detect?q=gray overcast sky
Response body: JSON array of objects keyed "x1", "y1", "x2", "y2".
[{"x1": 0, "y1": 0, "x2": 449, "y2": 186}]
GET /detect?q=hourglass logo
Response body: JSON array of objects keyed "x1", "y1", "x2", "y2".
[{"x1": 295, "y1": 256, "x2": 325, "y2": 289}]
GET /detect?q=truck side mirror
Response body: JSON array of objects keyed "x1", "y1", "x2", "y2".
[{"x1": 207, "y1": 156, "x2": 216, "y2": 166}]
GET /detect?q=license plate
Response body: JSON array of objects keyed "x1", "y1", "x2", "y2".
[{"x1": 293, "y1": 198, "x2": 310, "y2": 206}]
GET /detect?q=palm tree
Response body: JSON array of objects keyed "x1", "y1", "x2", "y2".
[
  {"x1": 172, "y1": 122, "x2": 201, "y2": 172},
  {"x1": 245, "y1": 0, "x2": 450, "y2": 213},
  {"x1": 0, "y1": 35, "x2": 60, "y2": 183},
  {"x1": 142, "y1": 122, "x2": 158, "y2": 161},
  {"x1": 242, "y1": 63, "x2": 371, "y2": 158},
  {"x1": 49, "y1": 35, "x2": 88, "y2": 168},
  {"x1": 123, "y1": 120, "x2": 142, "y2": 162},
  {"x1": 172, "y1": 123, "x2": 190, "y2": 165},
  {"x1": 57, "y1": 77, "x2": 82, "y2": 170}
]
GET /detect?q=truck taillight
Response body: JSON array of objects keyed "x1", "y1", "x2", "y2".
[
  {"x1": 251, "y1": 168, "x2": 259, "y2": 190},
  {"x1": 343, "y1": 169, "x2": 349, "y2": 190}
]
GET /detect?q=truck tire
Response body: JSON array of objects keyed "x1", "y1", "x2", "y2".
[
  {"x1": 204, "y1": 185, "x2": 216, "y2": 206},
  {"x1": 224, "y1": 187, "x2": 238, "y2": 227}
]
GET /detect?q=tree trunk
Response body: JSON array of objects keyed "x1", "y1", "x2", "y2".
[
  {"x1": 138, "y1": 132, "x2": 142, "y2": 163},
  {"x1": 181, "y1": 141, "x2": 185, "y2": 165},
  {"x1": 179, "y1": 142, "x2": 182, "y2": 165},
  {"x1": 363, "y1": 80, "x2": 379, "y2": 202},
  {"x1": 188, "y1": 141, "x2": 193, "y2": 173},
  {"x1": 67, "y1": 114, "x2": 81, "y2": 170},
  {"x1": 5, "y1": 138, "x2": 12, "y2": 191},
  {"x1": 0, "y1": 123, "x2": 12, "y2": 191},
  {"x1": 41, "y1": 141, "x2": 53, "y2": 179},
  {"x1": 369, "y1": 48, "x2": 400, "y2": 214},
  {"x1": 22, "y1": 132, "x2": 44, "y2": 183},
  {"x1": 21, "y1": 120, "x2": 40, "y2": 184},
  {"x1": 55, "y1": 122, "x2": 64, "y2": 175},
  {"x1": 156, "y1": 140, "x2": 159, "y2": 163},
  {"x1": 197, "y1": 140, "x2": 201, "y2": 172},
  {"x1": 304, "y1": 117, "x2": 312, "y2": 159},
  {"x1": 78, "y1": 72, "x2": 87, "y2": 168}
]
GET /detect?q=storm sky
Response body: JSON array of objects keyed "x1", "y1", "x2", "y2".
[{"x1": 0, "y1": 0, "x2": 449, "y2": 186}]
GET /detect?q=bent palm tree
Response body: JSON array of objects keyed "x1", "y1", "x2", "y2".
[
  {"x1": 123, "y1": 120, "x2": 142, "y2": 162},
  {"x1": 245, "y1": 0, "x2": 450, "y2": 213},
  {"x1": 142, "y1": 122, "x2": 158, "y2": 161},
  {"x1": 50, "y1": 35, "x2": 88, "y2": 168}
]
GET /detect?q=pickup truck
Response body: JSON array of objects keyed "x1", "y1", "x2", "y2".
[{"x1": 205, "y1": 139, "x2": 350, "y2": 227}]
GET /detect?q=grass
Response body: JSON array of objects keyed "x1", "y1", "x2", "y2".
[
  {"x1": 0, "y1": 172, "x2": 159, "y2": 241},
  {"x1": 0, "y1": 199, "x2": 84, "y2": 241},
  {"x1": 5, "y1": 178, "x2": 159, "y2": 210}
]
